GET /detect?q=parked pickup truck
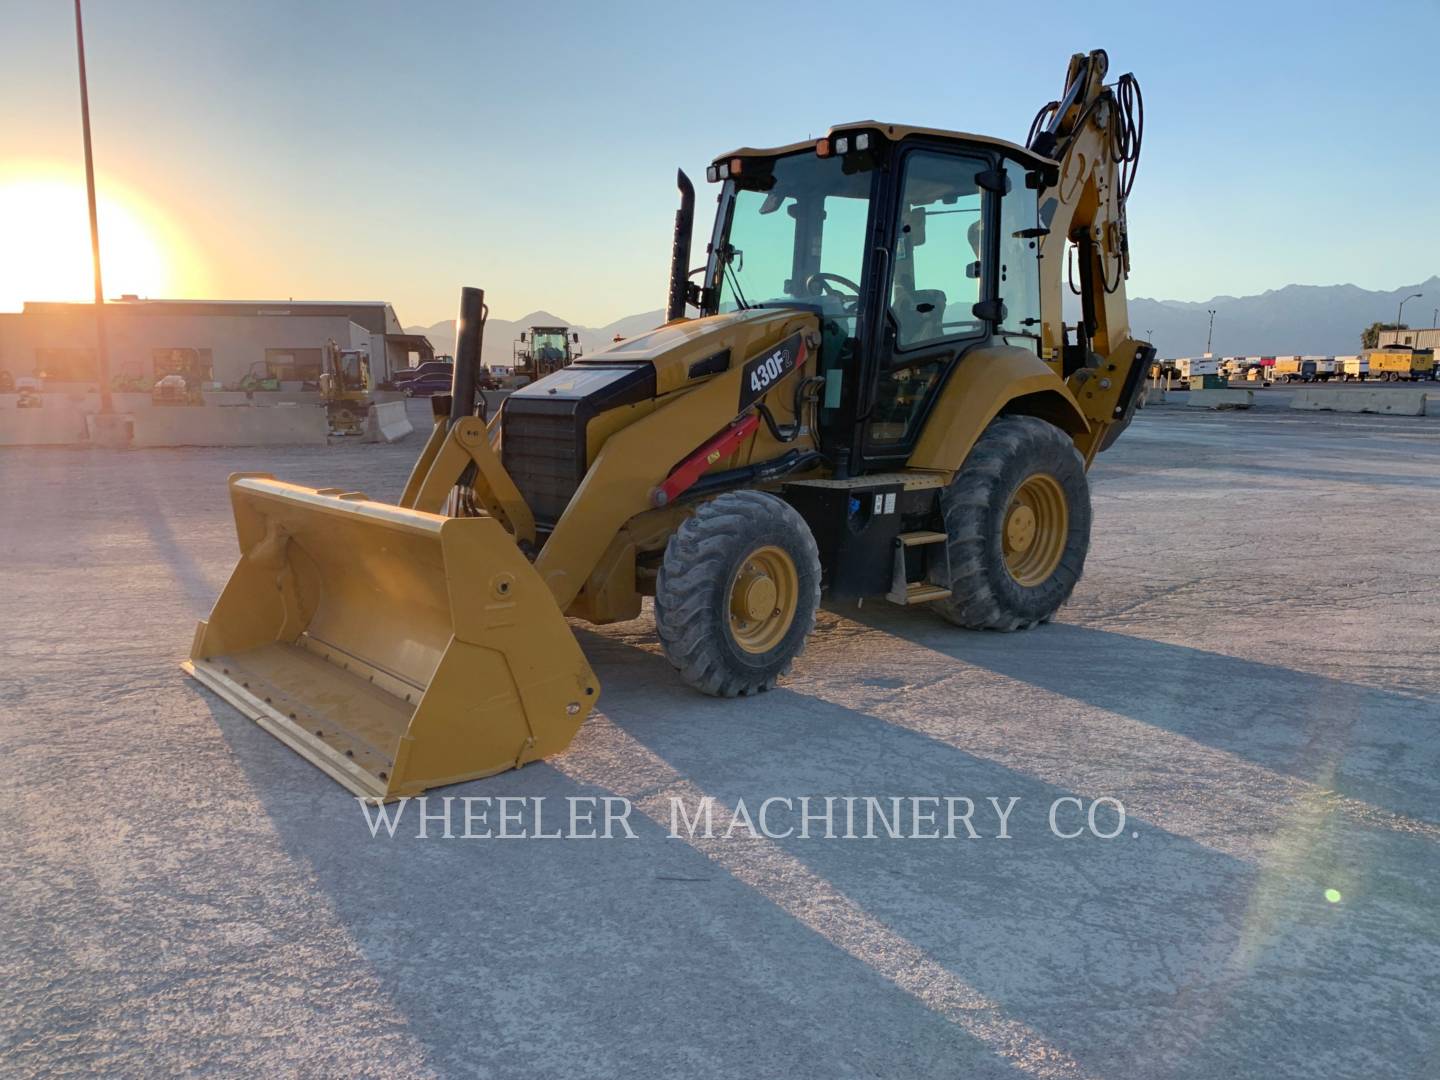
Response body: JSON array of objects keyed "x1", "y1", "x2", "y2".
[{"x1": 392, "y1": 360, "x2": 454, "y2": 386}]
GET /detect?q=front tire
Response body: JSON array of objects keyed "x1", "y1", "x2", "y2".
[
  {"x1": 931, "y1": 415, "x2": 1091, "y2": 631},
  {"x1": 655, "y1": 491, "x2": 821, "y2": 697}
]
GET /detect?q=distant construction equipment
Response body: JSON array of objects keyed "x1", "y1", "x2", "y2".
[
  {"x1": 511, "y1": 326, "x2": 583, "y2": 385},
  {"x1": 1155, "y1": 351, "x2": 1437, "y2": 386},
  {"x1": 319, "y1": 339, "x2": 376, "y2": 435}
]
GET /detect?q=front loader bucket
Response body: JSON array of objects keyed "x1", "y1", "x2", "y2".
[{"x1": 184, "y1": 474, "x2": 598, "y2": 799}]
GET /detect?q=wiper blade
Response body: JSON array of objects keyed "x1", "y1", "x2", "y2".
[{"x1": 723, "y1": 261, "x2": 750, "y2": 311}]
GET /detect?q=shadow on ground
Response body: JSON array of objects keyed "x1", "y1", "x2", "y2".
[
  {"x1": 191, "y1": 615, "x2": 1440, "y2": 1079},
  {"x1": 843, "y1": 605, "x2": 1440, "y2": 827}
]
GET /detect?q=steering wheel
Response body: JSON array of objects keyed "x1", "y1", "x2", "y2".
[{"x1": 805, "y1": 272, "x2": 862, "y2": 312}]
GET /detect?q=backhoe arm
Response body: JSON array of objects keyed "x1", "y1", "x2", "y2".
[{"x1": 1029, "y1": 49, "x2": 1153, "y2": 461}]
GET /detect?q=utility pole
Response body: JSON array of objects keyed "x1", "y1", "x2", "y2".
[
  {"x1": 1205, "y1": 309, "x2": 1216, "y2": 356},
  {"x1": 73, "y1": 0, "x2": 113, "y2": 416}
]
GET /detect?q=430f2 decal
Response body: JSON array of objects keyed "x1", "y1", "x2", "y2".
[{"x1": 738, "y1": 332, "x2": 807, "y2": 413}]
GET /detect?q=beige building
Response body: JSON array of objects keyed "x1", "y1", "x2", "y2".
[
  {"x1": 1378, "y1": 326, "x2": 1440, "y2": 350},
  {"x1": 0, "y1": 297, "x2": 433, "y2": 390}
]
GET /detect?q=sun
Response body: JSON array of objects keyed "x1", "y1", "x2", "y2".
[{"x1": 0, "y1": 166, "x2": 199, "y2": 311}]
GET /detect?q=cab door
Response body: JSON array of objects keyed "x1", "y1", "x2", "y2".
[{"x1": 856, "y1": 148, "x2": 1042, "y2": 470}]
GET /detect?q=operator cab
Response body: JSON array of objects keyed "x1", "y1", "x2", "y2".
[{"x1": 700, "y1": 123, "x2": 1054, "y2": 473}]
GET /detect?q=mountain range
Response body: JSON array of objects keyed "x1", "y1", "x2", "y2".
[{"x1": 407, "y1": 277, "x2": 1439, "y2": 363}]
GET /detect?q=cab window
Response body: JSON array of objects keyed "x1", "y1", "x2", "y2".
[
  {"x1": 889, "y1": 150, "x2": 985, "y2": 350},
  {"x1": 997, "y1": 159, "x2": 1041, "y2": 350}
]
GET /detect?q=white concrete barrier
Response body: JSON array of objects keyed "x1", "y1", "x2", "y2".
[
  {"x1": 1291, "y1": 389, "x2": 1426, "y2": 416},
  {"x1": 121, "y1": 403, "x2": 330, "y2": 447},
  {"x1": 0, "y1": 399, "x2": 91, "y2": 445},
  {"x1": 364, "y1": 400, "x2": 414, "y2": 443},
  {"x1": 1186, "y1": 388, "x2": 1254, "y2": 410}
]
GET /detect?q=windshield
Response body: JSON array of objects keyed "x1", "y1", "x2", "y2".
[
  {"x1": 530, "y1": 331, "x2": 568, "y2": 362},
  {"x1": 338, "y1": 353, "x2": 368, "y2": 391},
  {"x1": 707, "y1": 152, "x2": 875, "y2": 318}
]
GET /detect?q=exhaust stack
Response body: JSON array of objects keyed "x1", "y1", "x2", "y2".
[
  {"x1": 666, "y1": 170, "x2": 695, "y2": 321},
  {"x1": 450, "y1": 285, "x2": 486, "y2": 425}
]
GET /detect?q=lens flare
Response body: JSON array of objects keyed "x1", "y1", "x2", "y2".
[{"x1": 0, "y1": 164, "x2": 204, "y2": 311}]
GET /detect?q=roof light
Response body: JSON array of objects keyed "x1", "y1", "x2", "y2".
[
  {"x1": 718, "y1": 162, "x2": 730, "y2": 179},
  {"x1": 835, "y1": 136, "x2": 849, "y2": 155},
  {"x1": 815, "y1": 138, "x2": 832, "y2": 158},
  {"x1": 855, "y1": 132, "x2": 870, "y2": 151},
  {"x1": 706, "y1": 164, "x2": 719, "y2": 182},
  {"x1": 729, "y1": 157, "x2": 744, "y2": 176}
]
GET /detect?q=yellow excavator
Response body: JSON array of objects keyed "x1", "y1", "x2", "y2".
[
  {"x1": 318, "y1": 339, "x2": 374, "y2": 435},
  {"x1": 185, "y1": 49, "x2": 1151, "y2": 798}
]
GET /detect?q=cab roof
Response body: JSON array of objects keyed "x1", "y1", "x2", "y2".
[{"x1": 713, "y1": 120, "x2": 1056, "y2": 173}]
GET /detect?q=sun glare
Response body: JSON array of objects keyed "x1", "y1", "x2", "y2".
[{"x1": 0, "y1": 167, "x2": 200, "y2": 312}]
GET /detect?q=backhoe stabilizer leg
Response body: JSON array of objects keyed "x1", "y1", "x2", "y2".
[{"x1": 1071, "y1": 338, "x2": 1154, "y2": 462}]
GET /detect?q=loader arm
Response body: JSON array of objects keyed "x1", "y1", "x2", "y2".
[{"x1": 1029, "y1": 49, "x2": 1152, "y2": 461}]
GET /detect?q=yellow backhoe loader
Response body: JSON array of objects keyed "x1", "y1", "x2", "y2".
[{"x1": 185, "y1": 49, "x2": 1152, "y2": 799}]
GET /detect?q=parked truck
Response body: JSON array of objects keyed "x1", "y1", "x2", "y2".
[{"x1": 1273, "y1": 356, "x2": 1317, "y2": 383}]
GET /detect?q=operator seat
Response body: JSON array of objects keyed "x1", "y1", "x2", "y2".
[{"x1": 892, "y1": 286, "x2": 947, "y2": 345}]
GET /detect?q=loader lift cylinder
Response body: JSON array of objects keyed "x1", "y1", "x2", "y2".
[{"x1": 450, "y1": 286, "x2": 487, "y2": 426}]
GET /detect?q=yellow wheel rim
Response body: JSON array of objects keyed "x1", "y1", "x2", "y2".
[
  {"x1": 728, "y1": 545, "x2": 799, "y2": 654},
  {"x1": 1003, "y1": 473, "x2": 1068, "y2": 586}
]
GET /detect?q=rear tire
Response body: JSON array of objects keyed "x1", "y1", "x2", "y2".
[
  {"x1": 655, "y1": 491, "x2": 821, "y2": 696},
  {"x1": 931, "y1": 415, "x2": 1091, "y2": 631}
]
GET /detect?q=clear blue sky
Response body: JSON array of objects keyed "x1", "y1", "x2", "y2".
[{"x1": 2, "y1": 0, "x2": 1436, "y2": 327}]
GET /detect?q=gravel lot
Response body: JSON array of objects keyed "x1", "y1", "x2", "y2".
[{"x1": 3, "y1": 400, "x2": 1438, "y2": 1079}]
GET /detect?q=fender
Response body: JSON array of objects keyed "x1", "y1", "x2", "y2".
[{"x1": 906, "y1": 345, "x2": 1088, "y2": 475}]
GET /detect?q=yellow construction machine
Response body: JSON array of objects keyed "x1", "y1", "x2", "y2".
[
  {"x1": 186, "y1": 49, "x2": 1152, "y2": 798},
  {"x1": 513, "y1": 325, "x2": 584, "y2": 385},
  {"x1": 318, "y1": 339, "x2": 375, "y2": 435}
]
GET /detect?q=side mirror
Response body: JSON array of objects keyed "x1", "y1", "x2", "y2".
[
  {"x1": 972, "y1": 298, "x2": 1007, "y2": 324},
  {"x1": 519, "y1": 332, "x2": 527, "y2": 343}
]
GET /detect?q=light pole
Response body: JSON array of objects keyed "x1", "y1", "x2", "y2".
[
  {"x1": 1146, "y1": 328, "x2": 1153, "y2": 343},
  {"x1": 73, "y1": 0, "x2": 112, "y2": 416},
  {"x1": 1397, "y1": 292, "x2": 1423, "y2": 332},
  {"x1": 1205, "y1": 309, "x2": 1217, "y2": 356}
]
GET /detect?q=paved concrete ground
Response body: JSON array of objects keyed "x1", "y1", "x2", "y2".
[{"x1": 2, "y1": 400, "x2": 1438, "y2": 1079}]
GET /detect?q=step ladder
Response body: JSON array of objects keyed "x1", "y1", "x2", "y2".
[{"x1": 886, "y1": 530, "x2": 952, "y2": 605}]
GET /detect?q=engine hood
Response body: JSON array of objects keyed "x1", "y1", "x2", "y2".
[{"x1": 578, "y1": 309, "x2": 811, "y2": 394}]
